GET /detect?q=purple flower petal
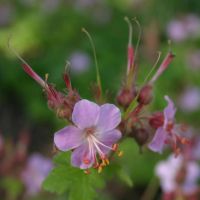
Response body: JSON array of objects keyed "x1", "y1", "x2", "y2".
[
  {"x1": 54, "y1": 126, "x2": 84, "y2": 151},
  {"x1": 21, "y1": 154, "x2": 53, "y2": 196},
  {"x1": 72, "y1": 99, "x2": 100, "y2": 129},
  {"x1": 148, "y1": 127, "x2": 167, "y2": 153},
  {"x1": 71, "y1": 142, "x2": 95, "y2": 169},
  {"x1": 97, "y1": 129, "x2": 121, "y2": 146},
  {"x1": 164, "y1": 96, "x2": 176, "y2": 121},
  {"x1": 96, "y1": 104, "x2": 121, "y2": 132},
  {"x1": 97, "y1": 129, "x2": 122, "y2": 154}
]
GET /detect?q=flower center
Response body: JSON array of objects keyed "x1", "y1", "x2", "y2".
[
  {"x1": 84, "y1": 127, "x2": 96, "y2": 136},
  {"x1": 166, "y1": 121, "x2": 174, "y2": 132},
  {"x1": 82, "y1": 130, "x2": 123, "y2": 174}
]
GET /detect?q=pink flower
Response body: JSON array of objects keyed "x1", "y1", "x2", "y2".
[
  {"x1": 156, "y1": 155, "x2": 200, "y2": 196},
  {"x1": 156, "y1": 155, "x2": 183, "y2": 193},
  {"x1": 148, "y1": 96, "x2": 190, "y2": 154},
  {"x1": 69, "y1": 51, "x2": 90, "y2": 74},
  {"x1": 179, "y1": 87, "x2": 200, "y2": 112},
  {"x1": 187, "y1": 50, "x2": 200, "y2": 71},
  {"x1": 167, "y1": 20, "x2": 188, "y2": 42},
  {"x1": 54, "y1": 99, "x2": 122, "y2": 171},
  {"x1": 166, "y1": 15, "x2": 200, "y2": 42},
  {"x1": 21, "y1": 154, "x2": 53, "y2": 196}
]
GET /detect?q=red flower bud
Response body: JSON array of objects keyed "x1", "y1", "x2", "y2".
[
  {"x1": 137, "y1": 84, "x2": 153, "y2": 105},
  {"x1": 149, "y1": 112, "x2": 164, "y2": 129},
  {"x1": 117, "y1": 88, "x2": 137, "y2": 108}
]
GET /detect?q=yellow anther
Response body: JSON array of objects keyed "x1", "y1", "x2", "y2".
[
  {"x1": 45, "y1": 73, "x2": 49, "y2": 82},
  {"x1": 98, "y1": 166, "x2": 103, "y2": 173},
  {"x1": 105, "y1": 159, "x2": 110, "y2": 165},
  {"x1": 101, "y1": 160, "x2": 107, "y2": 167},
  {"x1": 117, "y1": 151, "x2": 124, "y2": 157},
  {"x1": 84, "y1": 169, "x2": 90, "y2": 175}
]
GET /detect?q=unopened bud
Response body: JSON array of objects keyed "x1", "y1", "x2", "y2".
[
  {"x1": 130, "y1": 128, "x2": 149, "y2": 146},
  {"x1": 149, "y1": 112, "x2": 164, "y2": 129},
  {"x1": 49, "y1": 89, "x2": 80, "y2": 120},
  {"x1": 117, "y1": 88, "x2": 137, "y2": 108},
  {"x1": 137, "y1": 84, "x2": 153, "y2": 105}
]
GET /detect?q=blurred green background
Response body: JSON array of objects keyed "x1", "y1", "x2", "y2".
[{"x1": 0, "y1": 0, "x2": 200, "y2": 199}]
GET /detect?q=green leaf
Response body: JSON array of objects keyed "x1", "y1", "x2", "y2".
[{"x1": 43, "y1": 152, "x2": 105, "y2": 200}]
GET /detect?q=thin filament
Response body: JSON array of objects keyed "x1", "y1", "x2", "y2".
[
  {"x1": 142, "y1": 51, "x2": 162, "y2": 85},
  {"x1": 124, "y1": 16, "x2": 133, "y2": 46},
  {"x1": 90, "y1": 135, "x2": 113, "y2": 151},
  {"x1": 82, "y1": 28, "x2": 102, "y2": 94},
  {"x1": 132, "y1": 17, "x2": 142, "y2": 64}
]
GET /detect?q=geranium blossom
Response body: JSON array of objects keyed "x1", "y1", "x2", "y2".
[
  {"x1": 54, "y1": 99, "x2": 122, "y2": 171},
  {"x1": 148, "y1": 96, "x2": 190, "y2": 154},
  {"x1": 21, "y1": 154, "x2": 53, "y2": 196},
  {"x1": 156, "y1": 155, "x2": 200, "y2": 196}
]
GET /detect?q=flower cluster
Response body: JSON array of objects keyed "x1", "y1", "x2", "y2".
[
  {"x1": 13, "y1": 17, "x2": 191, "y2": 174},
  {"x1": 156, "y1": 142, "x2": 200, "y2": 200}
]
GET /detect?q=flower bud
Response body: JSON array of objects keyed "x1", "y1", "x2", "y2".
[
  {"x1": 48, "y1": 89, "x2": 80, "y2": 120},
  {"x1": 149, "y1": 112, "x2": 164, "y2": 129},
  {"x1": 130, "y1": 128, "x2": 149, "y2": 146},
  {"x1": 117, "y1": 88, "x2": 137, "y2": 108},
  {"x1": 137, "y1": 84, "x2": 153, "y2": 105}
]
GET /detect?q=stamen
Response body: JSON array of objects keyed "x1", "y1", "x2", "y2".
[
  {"x1": 98, "y1": 166, "x2": 103, "y2": 173},
  {"x1": 105, "y1": 158, "x2": 110, "y2": 165},
  {"x1": 117, "y1": 151, "x2": 124, "y2": 157},
  {"x1": 91, "y1": 138, "x2": 106, "y2": 159},
  {"x1": 101, "y1": 159, "x2": 107, "y2": 167},
  {"x1": 90, "y1": 135, "x2": 115, "y2": 152},
  {"x1": 88, "y1": 137, "x2": 95, "y2": 161},
  {"x1": 112, "y1": 143, "x2": 118, "y2": 151},
  {"x1": 45, "y1": 73, "x2": 49, "y2": 82}
]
